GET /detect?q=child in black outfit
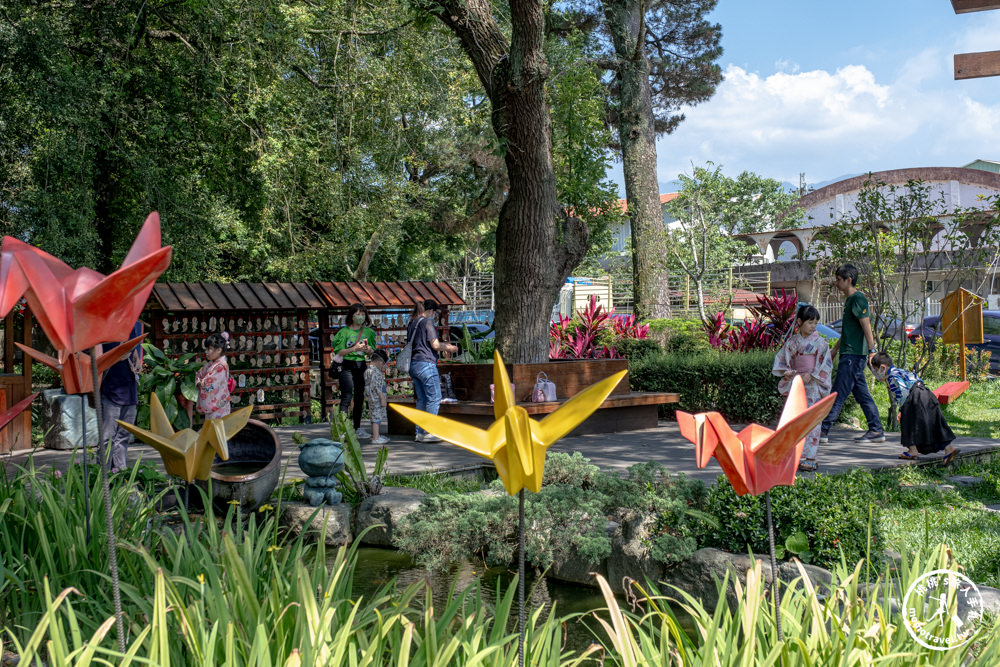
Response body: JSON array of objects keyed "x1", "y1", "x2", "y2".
[{"x1": 869, "y1": 352, "x2": 959, "y2": 463}]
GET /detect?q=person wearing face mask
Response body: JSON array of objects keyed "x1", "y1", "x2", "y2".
[
  {"x1": 406, "y1": 299, "x2": 459, "y2": 443},
  {"x1": 332, "y1": 303, "x2": 377, "y2": 437},
  {"x1": 869, "y1": 352, "x2": 958, "y2": 463}
]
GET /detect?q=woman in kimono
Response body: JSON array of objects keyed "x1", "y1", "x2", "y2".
[{"x1": 773, "y1": 305, "x2": 834, "y2": 472}]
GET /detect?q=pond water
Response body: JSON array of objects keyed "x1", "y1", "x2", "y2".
[
  {"x1": 211, "y1": 461, "x2": 270, "y2": 477},
  {"x1": 342, "y1": 547, "x2": 694, "y2": 655}
]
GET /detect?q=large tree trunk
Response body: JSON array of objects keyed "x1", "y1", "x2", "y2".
[
  {"x1": 426, "y1": 0, "x2": 589, "y2": 363},
  {"x1": 605, "y1": 0, "x2": 670, "y2": 321}
]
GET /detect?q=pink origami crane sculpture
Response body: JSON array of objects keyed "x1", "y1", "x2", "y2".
[
  {"x1": 677, "y1": 376, "x2": 837, "y2": 496},
  {"x1": 0, "y1": 393, "x2": 37, "y2": 433},
  {"x1": 0, "y1": 212, "x2": 172, "y2": 394}
]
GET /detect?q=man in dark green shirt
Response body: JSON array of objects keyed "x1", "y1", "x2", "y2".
[{"x1": 820, "y1": 264, "x2": 884, "y2": 444}]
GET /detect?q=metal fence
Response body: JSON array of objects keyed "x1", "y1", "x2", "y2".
[{"x1": 813, "y1": 300, "x2": 942, "y2": 326}]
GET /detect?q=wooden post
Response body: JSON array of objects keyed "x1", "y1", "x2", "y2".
[
  {"x1": 958, "y1": 292, "x2": 967, "y2": 382},
  {"x1": 318, "y1": 308, "x2": 330, "y2": 421},
  {"x1": 3, "y1": 313, "x2": 13, "y2": 374}
]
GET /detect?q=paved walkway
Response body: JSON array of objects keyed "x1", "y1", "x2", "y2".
[{"x1": 4, "y1": 420, "x2": 998, "y2": 485}]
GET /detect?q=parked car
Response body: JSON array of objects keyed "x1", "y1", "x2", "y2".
[
  {"x1": 448, "y1": 323, "x2": 494, "y2": 343},
  {"x1": 913, "y1": 311, "x2": 1000, "y2": 373},
  {"x1": 827, "y1": 318, "x2": 915, "y2": 341},
  {"x1": 816, "y1": 323, "x2": 840, "y2": 340}
]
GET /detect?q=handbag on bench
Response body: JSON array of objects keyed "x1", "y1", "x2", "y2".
[{"x1": 531, "y1": 372, "x2": 557, "y2": 402}]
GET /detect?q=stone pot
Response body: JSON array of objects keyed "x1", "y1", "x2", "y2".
[{"x1": 209, "y1": 419, "x2": 282, "y2": 511}]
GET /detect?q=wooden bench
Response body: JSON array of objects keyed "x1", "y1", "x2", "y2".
[
  {"x1": 387, "y1": 391, "x2": 678, "y2": 437},
  {"x1": 933, "y1": 381, "x2": 969, "y2": 405}
]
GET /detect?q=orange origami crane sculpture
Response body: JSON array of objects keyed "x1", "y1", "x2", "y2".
[
  {"x1": 677, "y1": 375, "x2": 837, "y2": 496},
  {"x1": 0, "y1": 212, "x2": 172, "y2": 394}
]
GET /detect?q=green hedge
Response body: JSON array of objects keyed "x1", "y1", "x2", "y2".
[
  {"x1": 695, "y1": 469, "x2": 884, "y2": 570},
  {"x1": 630, "y1": 350, "x2": 783, "y2": 424},
  {"x1": 645, "y1": 318, "x2": 714, "y2": 355}
]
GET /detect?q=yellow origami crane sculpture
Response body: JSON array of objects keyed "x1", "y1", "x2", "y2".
[
  {"x1": 391, "y1": 351, "x2": 626, "y2": 495},
  {"x1": 117, "y1": 393, "x2": 253, "y2": 482}
]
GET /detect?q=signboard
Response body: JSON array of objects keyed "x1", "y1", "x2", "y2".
[
  {"x1": 939, "y1": 288, "x2": 984, "y2": 344},
  {"x1": 939, "y1": 287, "x2": 984, "y2": 382}
]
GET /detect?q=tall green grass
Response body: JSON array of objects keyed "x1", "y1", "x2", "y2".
[
  {"x1": 592, "y1": 544, "x2": 1000, "y2": 665},
  {"x1": 1, "y1": 459, "x2": 596, "y2": 665}
]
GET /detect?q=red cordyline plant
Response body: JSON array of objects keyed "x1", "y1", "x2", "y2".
[
  {"x1": 549, "y1": 295, "x2": 648, "y2": 359},
  {"x1": 704, "y1": 290, "x2": 798, "y2": 352}
]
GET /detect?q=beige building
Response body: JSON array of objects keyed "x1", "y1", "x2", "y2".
[{"x1": 732, "y1": 165, "x2": 1000, "y2": 315}]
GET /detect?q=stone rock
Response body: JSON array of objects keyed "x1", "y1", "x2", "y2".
[
  {"x1": 355, "y1": 487, "x2": 427, "y2": 547},
  {"x1": 977, "y1": 585, "x2": 1000, "y2": 616},
  {"x1": 663, "y1": 548, "x2": 834, "y2": 610},
  {"x1": 550, "y1": 544, "x2": 606, "y2": 588},
  {"x1": 42, "y1": 388, "x2": 99, "y2": 451},
  {"x1": 280, "y1": 501, "x2": 353, "y2": 547},
  {"x1": 984, "y1": 504, "x2": 1000, "y2": 513},
  {"x1": 945, "y1": 475, "x2": 983, "y2": 487},
  {"x1": 605, "y1": 512, "x2": 667, "y2": 593}
]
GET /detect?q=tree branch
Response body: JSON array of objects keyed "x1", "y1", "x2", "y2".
[
  {"x1": 584, "y1": 57, "x2": 622, "y2": 71},
  {"x1": 307, "y1": 20, "x2": 414, "y2": 37},
  {"x1": 291, "y1": 64, "x2": 337, "y2": 90}
]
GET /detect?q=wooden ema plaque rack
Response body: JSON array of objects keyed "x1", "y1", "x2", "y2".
[
  {"x1": 147, "y1": 283, "x2": 324, "y2": 424},
  {"x1": 311, "y1": 281, "x2": 465, "y2": 420}
]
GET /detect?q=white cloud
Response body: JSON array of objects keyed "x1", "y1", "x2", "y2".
[
  {"x1": 953, "y1": 11, "x2": 1000, "y2": 53},
  {"x1": 652, "y1": 47, "x2": 1000, "y2": 188}
]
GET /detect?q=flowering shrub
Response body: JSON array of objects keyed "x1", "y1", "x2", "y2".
[
  {"x1": 549, "y1": 295, "x2": 649, "y2": 359},
  {"x1": 704, "y1": 290, "x2": 798, "y2": 352}
]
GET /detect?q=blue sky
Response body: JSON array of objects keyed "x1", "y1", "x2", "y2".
[{"x1": 608, "y1": 0, "x2": 1000, "y2": 194}]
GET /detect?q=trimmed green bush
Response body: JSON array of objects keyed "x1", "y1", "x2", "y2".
[
  {"x1": 645, "y1": 318, "x2": 713, "y2": 355},
  {"x1": 395, "y1": 454, "x2": 707, "y2": 570},
  {"x1": 614, "y1": 337, "x2": 662, "y2": 361},
  {"x1": 629, "y1": 350, "x2": 783, "y2": 424},
  {"x1": 696, "y1": 468, "x2": 884, "y2": 569}
]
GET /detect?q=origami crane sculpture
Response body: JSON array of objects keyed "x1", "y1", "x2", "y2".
[
  {"x1": 391, "y1": 350, "x2": 626, "y2": 495},
  {"x1": 0, "y1": 212, "x2": 172, "y2": 394},
  {"x1": 117, "y1": 393, "x2": 253, "y2": 482},
  {"x1": 0, "y1": 393, "x2": 37, "y2": 434},
  {"x1": 676, "y1": 375, "x2": 837, "y2": 496},
  {"x1": 677, "y1": 375, "x2": 837, "y2": 642},
  {"x1": 391, "y1": 349, "x2": 627, "y2": 666}
]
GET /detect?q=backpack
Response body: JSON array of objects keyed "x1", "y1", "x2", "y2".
[{"x1": 396, "y1": 317, "x2": 424, "y2": 376}]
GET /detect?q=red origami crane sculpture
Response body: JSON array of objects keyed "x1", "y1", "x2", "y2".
[
  {"x1": 677, "y1": 376, "x2": 837, "y2": 496},
  {"x1": 0, "y1": 393, "x2": 38, "y2": 433},
  {"x1": 0, "y1": 212, "x2": 172, "y2": 394}
]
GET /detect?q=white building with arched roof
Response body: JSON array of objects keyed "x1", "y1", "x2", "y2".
[{"x1": 732, "y1": 165, "x2": 1000, "y2": 310}]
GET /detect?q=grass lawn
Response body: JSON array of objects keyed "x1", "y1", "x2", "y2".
[
  {"x1": 836, "y1": 378, "x2": 1000, "y2": 585},
  {"x1": 840, "y1": 377, "x2": 1000, "y2": 439},
  {"x1": 867, "y1": 456, "x2": 1000, "y2": 587}
]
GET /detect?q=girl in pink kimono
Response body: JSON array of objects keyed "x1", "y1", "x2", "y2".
[
  {"x1": 772, "y1": 305, "x2": 833, "y2": 472},
  {"x1": 196, "y1": 332, "x2": 232, "y2": 420}
]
